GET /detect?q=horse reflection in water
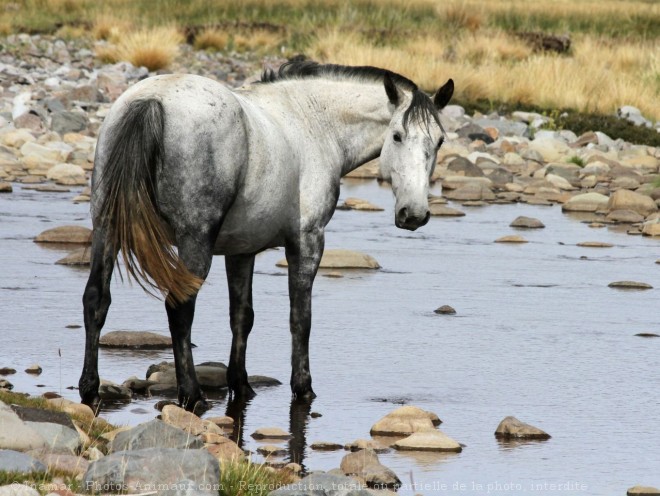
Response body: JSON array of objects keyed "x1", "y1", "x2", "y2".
[
  {"x1": 225, "y1": 397, "x2": 313, "y2": 470},
  {"x1": 79, "y1": 60, "x2": 453, "y2": 412}
]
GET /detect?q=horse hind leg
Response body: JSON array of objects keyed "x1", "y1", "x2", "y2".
[
  {"x1": 80, "y1": 228, "x2": 116, "y2": 411},
  {"x1": 225, "y1": 253, "x2": 257, "y2": 399},
  {"x1": 165, "y1": 230, "x2": 219, "y2": 412}
]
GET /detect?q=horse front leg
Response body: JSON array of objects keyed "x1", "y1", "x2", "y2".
[
  {"x1": 225, "y1": 253, "x2": 257, "y2": 398},
  {"x1": 285, "y1": 229, "x2": 324, "y2": 399},
  {"x1": 166, "y1": 235, "x2": 216, "y2": 412},
  {"x1": 80, "y1": 228, "x2": 116, "y2": 412}
]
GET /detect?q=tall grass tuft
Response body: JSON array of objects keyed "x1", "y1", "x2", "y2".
[
  {"x1": 219, "y1": 459, "x2": 295, "y2": 496},
  {"x1": 95, "y1": 26, "x2": 183, "y2": 71},
  {"x1": 194, "y1": 28, "x2": 229, "y2": 51}
]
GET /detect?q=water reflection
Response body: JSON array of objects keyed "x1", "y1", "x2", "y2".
[{"x1": 288, "y1": 397, "x2": 314, "y2": 469}]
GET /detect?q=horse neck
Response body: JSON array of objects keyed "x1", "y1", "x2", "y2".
[{"x1": 251, "y1": 80, "x2": 393, "y2": 175}]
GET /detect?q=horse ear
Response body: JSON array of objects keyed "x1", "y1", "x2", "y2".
[
  {"x1": 384, "y1": 73, "x2": 404, "y2": 106},
  {"x1": 433, "y1": 78, "x2": 454, "y2": 110}
]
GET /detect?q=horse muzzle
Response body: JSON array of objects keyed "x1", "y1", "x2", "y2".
[{"x1": 395, "y1": 207, "x2": 431, "y2": 231}]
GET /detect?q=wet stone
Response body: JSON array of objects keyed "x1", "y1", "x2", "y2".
[
  {"x1": 434, "y1": 305, "x2": 456, "y2": 315},
  {"x1": 494, "y1": 416, "x2": 551, "y2": 440},
  {"x1": 608, "y1": 281, "x2": 653, "y2": 290},
  {"x1": 510, "y1": 216, "x2": 545, "y2": 228}
]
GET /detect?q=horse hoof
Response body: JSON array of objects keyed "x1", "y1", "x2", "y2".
[
  {"x1": 230, "y1": 384, "x2": 256, "y2": 399},
  {"x1": 293, "y1": 388, "x2": 316, "y2": 401},
  {"x1": 80, "y1": 395, "x2": 102, "y2": 416}
]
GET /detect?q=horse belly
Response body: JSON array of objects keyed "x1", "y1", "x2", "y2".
[{"x1": 213, "y1": 209, "x2": 285, "y2": 255}]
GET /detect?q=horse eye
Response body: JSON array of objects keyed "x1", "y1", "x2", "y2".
[
  {"x1": 437, "y1": 137, "x2": 445, "y2": 149},
  {"x1": 393, "y1": 132, "x2": 402, "y2": 143}
]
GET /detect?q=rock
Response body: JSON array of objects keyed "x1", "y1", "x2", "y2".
[
  {"x1": 0, "y1": 402, "x2": 48, "y2": 451},
  {"x1": 270, "y1": 473, "x2": 368, "y2": 496},
  {"x1": 161, "y1": 405, "x2": 223, "y2": 436},
  {"x1": 627, "y1": 486, "x2": 660, "y2": 495},
  {"x1": 277, "y1": 249, "x2": 380, "y2": 270},
  {"x1": 577, "y1": 242, "x2": 613, "y2": 248},
  {"x1": 20, "y1": 141, "x2": 71, "y2": 165},
  {"x1": 370, "y1": 405, "x2": 440, "y2": 436},
  {"x1": 205, "y1": 437, "x2": 245, "y2": 462},
  {"x1": 0, "y1": 485, "x2": 41, "y2": 496},
  {"x1": 528, "y1": 137, "x2": 570, "y2": 162},
  {"x1": 562, "y1": 192, "x2": 609, "y2": 212},
  {"x1": 545, "y1": 173, "x2": 575, "y2": 190},
  {"x1": 205, "y1": 416, "x2": 234, "y2": 428},
  {"x1": 30, "y1": 451, "x2": 89, "y2": 476},
  {"x1": 635, "y1": 333, "x2": 660, "y2": 338},
  {"x1": 344, "y1": 439, "x2": 389, "y2": 453},
  {"x1": 251, "y1": 427, "x2": 291, "y2": 440},
  {"x1": 110, "y1": 420, "x2": 203, "y2": 452},
  {"x1": 341, "y1": 197, "x2": 384, "y2": 211},
  {"x1": 457, "y1": 122, "x2": 492, "y2": 143},
  {"x1": 495, "y1": 235, "x2": 528, "y2": 243},
  {"x1": 256, "y1": 444, "x2": 288, "y2": 457},
  {"x1": 98, "y1": 383, "x2": 132, "y2": 401},
  {"x1": 642, "y1": 219, "x2": 660, "y2": 237},
  {"x1": 149, "y1": 365, "x2": 228, "y2": 389},
  {"x1": 429, "y1": 204, "x2": 465, "y2": 217},
  {"x1": 434, "y1": 305, "x2": 456, "y2": 315},
  {"x1": 83, "y1": 448, "x2": 220, "y2": 494},
  {"x1": 24, "y1": 364, "x2": 42, "y2": 375},
  {"x1": 340, "y1": 449, "x2": 400, "y2": 489},
  {"x1": 0, "y1": 368, "x2": 16, "y2": 375},
  {"x1": 24, "y1": 422, "x2": 81, "y2": 453},
  {"x1": 34, "y1": 225, "x2": 91, "y2": 244},
  {"x1": 494, "y1": 416, "x2": 551, "y2": 440},
  {"x1": 0, "y1": 449, "x2": 47, "y2": 473},
  {"x1": 46, "y1": 163, "x2": 87, "y2": 186},
  {"x1": 608, "y1": 189, "x2": 657, "y2": 216},
  {"x1": 608, "y1": 281, "x2": 653, "y2": 290},
  {"x1": 0, "y1": 182, "x2": 12, "y2": 193},
  {"x1": 0, "y1": 379, "x2": 13, "y2": 390},
  {"x1": 50, "y1": 111, "x2": 89, "y2": 135},
  {"x1": 442, "y1": 176, "x2": 493, "y2": 190},
  {"x1": 56, "y1": 247, "x2": 91, "y2": 266},
  {"x1": 443, "y1": 183, "x2": 495, "y2": 201},
  {"x1": 345, "y1": 160, "x2": 380, "y2": 179},
  {"x1": 46, "y1": 398, "x2": 94, "y2": 422},
  {"x1": 606, "y1": 209, "x2": 645, "y2": 224},
  {"x1": 611, "y1": 176, "x2": 641, "y2": 190},
  {"x1": 446, "y1": 157, "x2": 484, "y2": 177},
  {"x1": 122, "y1": 376, "x2": 156, "y2": 392},
  {"x1": 310, "y1": 441, "x2": 343, "y2": 451},
  {"x1": 248, "y1": 375, "x2": 282, "y2": 388},
  {"x1": 83, "y1": 446, "x2": 104, "y2": 461},
  {"x1": 99, "y1": 330, "x2": 172, "y2": 349},
  {"x1": 510, "y1": 216, "x2": 544, "y2": 228},
  {"x1": 392, "y1": 430, "x2": 462, "y2": 452}
]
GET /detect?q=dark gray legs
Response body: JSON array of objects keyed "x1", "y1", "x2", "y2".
[
  {"x1": 165, "y1": 235, "x2": 216, "y2": 412},
  {"x1": 80, "y1": 228, "x2": 115, "y2": 410},
  {"x1": 225, "y1": 253, "x2": 257, "y2": 398},
  {"x1": 285, "y1": 230, "x2": 324, "y2": 399}
]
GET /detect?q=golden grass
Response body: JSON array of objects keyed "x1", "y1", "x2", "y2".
[
  {"x1": 92, "y1": 14, "x2": 132, "y2": 41},
  {"x1": 309, "y1": 29, "x2": 660, "y2": 119},
  {"x1": 54, "y1": 25, "x2": 88, "y2": 41},
  {"x1": 194, "y1": 28, "x2": 229, "y2": 51},
  {"x1": 95, "y1": 26, "x2": 183, "y2": 71},
  {"x1": 232, "y1": 29, "x2": 283, "y2": 53}
]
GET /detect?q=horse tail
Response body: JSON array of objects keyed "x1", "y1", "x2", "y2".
[{"x1": 97, "y1": 98, "x2": 202, "y2": 305}]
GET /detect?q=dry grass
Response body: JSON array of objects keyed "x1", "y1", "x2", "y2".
[
  {"x1": 232, "y1": 29, "x2": 283, "y2": 53},
  {"x1": 95, "y1": 26, "x2": 183, "y2": 71},
  {"x1": 54, "y1": 25, "x2": 87, "y2": 40},
  {"x1": 194, "y1": 28, "x2": 229, "y2": 51},
  {"x1": 308, "y1": 28, "x2": 660, "y2": 120},
  {"x1": 92, "y1": 14, "x2": 132, "y2": 41}
]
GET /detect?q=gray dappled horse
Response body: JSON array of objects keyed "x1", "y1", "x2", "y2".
[{"x1": 80, "y1": 61, "x2": 454, "y2": 412}]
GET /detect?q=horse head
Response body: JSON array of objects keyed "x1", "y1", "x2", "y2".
[{"x1": 379, "y1": 75, "x2": 454, "y2": 231}]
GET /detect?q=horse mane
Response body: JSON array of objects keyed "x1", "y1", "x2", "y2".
[{"x1": 261, "y1": 60, "x2": 444, "y2": 134}]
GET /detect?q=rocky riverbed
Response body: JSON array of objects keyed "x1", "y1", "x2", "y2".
[{"x1": 1, "y1": 33, "x2": 660, "y2": 495}]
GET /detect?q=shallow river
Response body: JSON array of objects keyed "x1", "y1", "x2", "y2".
[{"x1": 1, "y1": 179, "x2": 659, "y2": 495}]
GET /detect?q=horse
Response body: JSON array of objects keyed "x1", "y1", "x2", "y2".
[{"x1": 79, "y1": 60, "x2": 454, "y2": 412}]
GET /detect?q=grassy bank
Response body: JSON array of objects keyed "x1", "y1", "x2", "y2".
[{"x1": 2, "y1": 0, "x2": 660, "y2": 121}]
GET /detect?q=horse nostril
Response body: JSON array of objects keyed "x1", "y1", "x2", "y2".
[
  {"x1": 422, "y1": 210, "x2": 431, "y2": 226},
  {"x1": 397, "y1": 207, "x2": 408, "y2": 223}
]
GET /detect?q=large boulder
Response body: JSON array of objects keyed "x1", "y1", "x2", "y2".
[
  {"x1": 24, "y1": 422, "x2": 82, "y2": 453},
  {"x1": 50, "y1": 111, "x2": 89, "y2": 135},
  {"x1": 607, "y1": 189, "x2": 657, "y2": 216},
  {"x1": 0, "y1": 450, "x2": 47, "y2": 473},
  {"x1": 277, "y1": 249, "x2": 380, "y2": 270},
  {"x1": 370, "y1": 406, "x2": 440, "y2": 436},
  {"x1": 83, "y1": 448, "x2": 220, "y2": 494},
  {"x1": 494, "y1": 416, "x2": 551, "y2": 440},
  {"x1": 562, "y1": 193, "x2": 609, "y2": 213},
  {"x1": 528, "y1": 137, "x2": 571, "y2": 162},
  {"x1": 205, "y1": 437, "x2": 245, "y2": 462},
  {"x1": 0, "y1": 402, "x2": 48, "y2": 451},
  {"x1": 110, "y1": 420, "x2": 203, "y2": 452},
  {"x1": 46, "y1": 163, "x2": 87, "y2": 186}
]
